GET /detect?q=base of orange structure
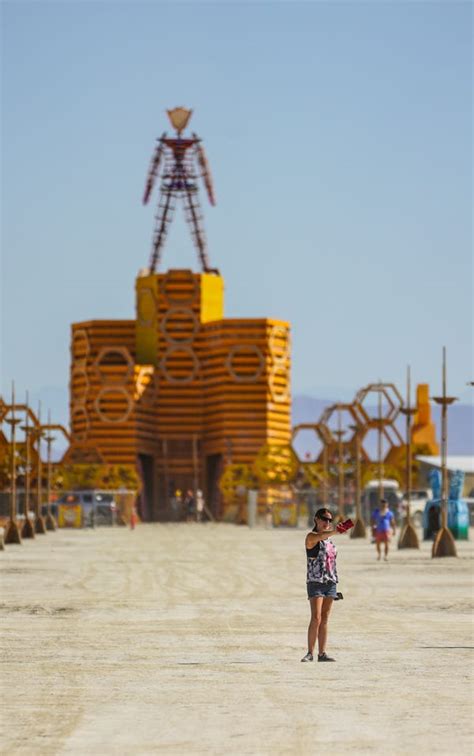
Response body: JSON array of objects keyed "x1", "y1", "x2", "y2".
[{"x1": 130, "y1": 509, "x2": 137, "y2": 530}]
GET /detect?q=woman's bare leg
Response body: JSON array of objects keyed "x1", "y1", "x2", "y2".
[
  {"x1": 318, "y1": 597, "x2": 334, "y2": 655},
  {"x1": 307, "y1": 597, "x2": 323, "y2": 654}
]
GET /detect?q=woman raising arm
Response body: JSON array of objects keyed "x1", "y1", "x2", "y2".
[{"x1": 301, "y1": 508, "x2": 353, "y2": 662}]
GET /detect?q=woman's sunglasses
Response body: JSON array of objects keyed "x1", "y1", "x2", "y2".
[{"x1": 318, "y1": 515, "x2": 333, "y2": 523}]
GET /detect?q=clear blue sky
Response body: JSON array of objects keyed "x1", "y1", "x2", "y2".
[{"x1": 1, "y1": 1, "x2": 473, "y2": 428}]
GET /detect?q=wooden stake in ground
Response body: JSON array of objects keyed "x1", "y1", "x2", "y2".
[
  {"x1": 322, "y1": 445, "x2": 329, "y2": 508},
  {"x1": 377, "y1": 384, "x2": 384, "y2": 502},
  {"x1": 398, "y1": 366, "x2": 419, "y2": 549},
  {"x1": 5, "y1": 381, "x2": 22, "y2": 545},
  {"x1": 349, "y1": 423, "x2": 366, "y2": 538},
  {"x1": 33, "y1": 401, "x2": 47, "y2": 534},
  {"x1": 20, "y1": 391, "x2": 35, "y2": 539},
  {"x1": 432, "y1": 347, "x2": 457, "y2": 558},
  {"x1": 44, "y1": 410, "x2": 57, "y2": 531},
  {"x1": 334, "y1": 405, "x2": 345, "y2": 523}
]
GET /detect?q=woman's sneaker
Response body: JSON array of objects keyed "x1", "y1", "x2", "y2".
[
  {"x1": 300, "y1": 652, "x2": 313, "y2": 662},
  {"x1": 318, "y1": 652, "x2": 335, "y2": 662}
]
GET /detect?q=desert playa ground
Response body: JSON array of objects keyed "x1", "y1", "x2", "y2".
[{"x1": 1, "y1": 523, "x2": 473, "y2": 755}]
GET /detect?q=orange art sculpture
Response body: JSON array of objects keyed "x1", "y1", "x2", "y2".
[{"x1": 411, "y1": 384, "x2": 439, "y2": 454}]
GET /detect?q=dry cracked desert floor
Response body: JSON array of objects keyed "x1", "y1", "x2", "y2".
[{"x1": 1, "y1": 522, "x2": 473, "y2": 755}]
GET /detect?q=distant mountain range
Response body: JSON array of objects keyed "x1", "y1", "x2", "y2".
[
  {"x1": 16, "y1": 387, "x2": 474, "y2": 460},
  {"x1": 292, "y1": 395, "x2": 474, "y2": 456}
]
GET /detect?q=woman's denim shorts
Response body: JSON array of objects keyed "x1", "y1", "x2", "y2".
[{"x1": 307, "y1": 581, "x2": 338, "y2": 599}]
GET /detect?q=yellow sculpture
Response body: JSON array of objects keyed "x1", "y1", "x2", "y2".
[{"x1": 412, "y1": 384, "x2": 439, "y2": 454}]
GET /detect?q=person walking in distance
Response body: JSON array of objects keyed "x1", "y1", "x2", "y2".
[
  {"x1": 371, "y1": 498, "x2": 396, "y2": 561},
  {"x1": 184, "y1": 489, "x2": 195, "y2": 523},
  {"x1": 301, "y1": 508, "x2": 353, "y2": 663}
]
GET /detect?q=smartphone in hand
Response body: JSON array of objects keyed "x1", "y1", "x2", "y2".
[{"x1": 336, "y1": 518, "x2": 354, "y2": 533}]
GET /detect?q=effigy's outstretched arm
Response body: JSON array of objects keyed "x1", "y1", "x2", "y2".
[
  {"x1": 143, "y1": 133, "x2": 166, "y2": 204},
  {"x1": 193, "y1": 133, "x2": 216, "y2": 207}
]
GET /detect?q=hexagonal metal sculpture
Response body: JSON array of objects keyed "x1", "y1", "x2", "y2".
[
  {"x1": 355, "y1": 383, "x2": 403, "y2": 426},
  {"x1": 315, "y1": 403, "x2": 366, "y2": 519},
  {"x1": 291, "y1": 422, "x2": 334, "y2": 463},
  {"x1": 318, "y1": 402, "x2": 368, "y2": 462},
  {"x1": 0, "y1": 397, "x2": 7, "y2": 424},
  {"x1": 355, "y1": 383, "x2": 403, "y2": 460},
  {"x1": 360, "y1": 425, "x2": 397, "y2": 462},
  {"x1": 291, "y1": 422, "x2": 335, "y2": 507}
]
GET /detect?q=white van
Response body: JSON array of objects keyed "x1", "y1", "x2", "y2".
[{"x1": 400, "y1": 489, "x2": 433, "y2": 527}]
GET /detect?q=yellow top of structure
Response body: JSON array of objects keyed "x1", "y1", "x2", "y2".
[
  {"x1": 200, "y1": 274, "x2": 224, "y2": 323},
  {"x1": 135, "y1": 270, "x2": 225, "y2": 365}
]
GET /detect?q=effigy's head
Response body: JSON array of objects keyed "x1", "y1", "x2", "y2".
[{"x1": 167, "y1": 107, "x2": 193, "y2": 134}]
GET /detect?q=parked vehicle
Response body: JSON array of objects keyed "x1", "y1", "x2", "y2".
[
  {"x1": 464, "y1": 488, "x2": 474, "y2": 526},
  {"x1": 400, "y1": 489, "x2": 432, "y2": 527},
  {"x1": 44, "y1": 490, "x2": 117, "y2": 527}
]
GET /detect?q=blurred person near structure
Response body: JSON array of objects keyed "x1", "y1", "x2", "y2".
[
  {"x1": 184, "y1": 489, "x2": 195, "y2": 522},
  {"x1": 371, "y1": 498, "x2": 396, "y2": 561},
  {"x1": 196, "y1": 489, "x2": 205, "y2": 522}
]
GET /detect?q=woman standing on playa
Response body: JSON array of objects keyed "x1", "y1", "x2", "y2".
[{"x1": 301, "y1": 508, "x2": 353, "y2": 662}]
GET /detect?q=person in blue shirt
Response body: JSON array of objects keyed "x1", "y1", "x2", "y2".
[{"x1": 371, "y1": 498, "x2": 396, "y2": 561}]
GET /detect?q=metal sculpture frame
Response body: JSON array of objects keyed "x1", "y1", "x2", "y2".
[{"x1": 143, "y1": 108, "x2": 217, "y2": 274}]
